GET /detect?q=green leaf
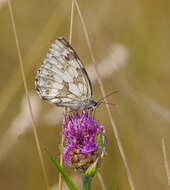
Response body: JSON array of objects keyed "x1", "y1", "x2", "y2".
[
  {"x1": 85, "y1": 159, "x2": 98, "y2": 178},
  {"x1": 46, "y1": 151, "x2": 78, "y2": 190},
  {"x1": 97, "y1": 134, "x2": 105, "y2": 148},
  {"x1": 97, "y1": 134, "x2": 105, "y2": 158}
]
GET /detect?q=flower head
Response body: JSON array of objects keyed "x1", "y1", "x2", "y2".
[{"x1": 62, "y1": 110, "x2": 106, "y2": 172}]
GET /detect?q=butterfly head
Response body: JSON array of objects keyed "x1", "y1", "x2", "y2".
[{"x1": 82, "y1": 97, "x2": 99, "y2": 110}]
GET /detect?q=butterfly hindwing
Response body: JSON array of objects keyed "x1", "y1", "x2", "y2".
[{"x1": 35, "y1": 37, "x2": 93, "y2": 109}]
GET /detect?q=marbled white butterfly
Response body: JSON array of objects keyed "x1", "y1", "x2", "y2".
[{"x1": 35, "y1": 37, "x2": 98, "y2": 111}]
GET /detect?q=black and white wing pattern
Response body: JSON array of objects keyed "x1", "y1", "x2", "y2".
[{"x1": 35, "y1": 37, "x2": 97, "y2": 111}]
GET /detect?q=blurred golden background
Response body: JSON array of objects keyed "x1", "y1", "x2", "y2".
[{"x1": 0, "y1": 0, "x2": 170, "y2": 189}]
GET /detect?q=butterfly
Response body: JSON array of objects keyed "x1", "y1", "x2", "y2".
[{"x1": 35, "y1": 37, "x2": 98, "y2": 111}]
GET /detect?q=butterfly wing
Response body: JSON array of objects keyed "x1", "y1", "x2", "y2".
[{"x1": 35, "y1": 37, "x2": 92, "y2": 109}]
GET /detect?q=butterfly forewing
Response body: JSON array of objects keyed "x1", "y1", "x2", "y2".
[{"x1": 35, "y1": 37, "x2": 93, "y2": 110}]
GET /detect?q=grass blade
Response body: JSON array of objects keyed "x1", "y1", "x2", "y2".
[{"x1": 47, "y1": 151, "x2": 78, "y2": 190}]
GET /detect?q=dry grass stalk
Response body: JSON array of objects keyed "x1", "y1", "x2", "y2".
[
  {"x1": 58, "y1": 1, "x2": 74, "y2": 190},
  {"x1": 97, "y1": 172, "x2": 107, "y2": 190},
  {"x1": 162, "y1": 138, "x2": 170, "y2": 188},
  {"x1": 58, "y1": 134, "x2": 64, "y2": 190},
  {"x1": 7, "y1": 1, "x2": 50, "y2": 190},
  {"x1": 74, "y1": 0, "x2": 136, "y2": 190},
  {"x1": 0, "y1": 93, "x2": 41, "y2": 160},
  {"x1": 0, "y1": 0, "x2": 64, "y2": 118}
]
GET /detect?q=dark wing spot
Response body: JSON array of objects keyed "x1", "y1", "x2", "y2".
[
  {"x1": 58, "y1": 37, "x2": 82, "y2": 64},
  {"x1": 42, "y1": 96, "x2": 48, "y2": 101},
  {"x1": 73, "y1": 76, "x2": 82, "y2": 86},
  {"x1": 57, "y1": 81, "x2": 70, "y2": 96},
  {"x1": 62, "y1": 81, "x2": 69, "y2": 89}
]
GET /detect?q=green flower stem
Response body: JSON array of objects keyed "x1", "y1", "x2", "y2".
[{"x1": 82, "y1": 174, "x2": 92, "y2": 190}]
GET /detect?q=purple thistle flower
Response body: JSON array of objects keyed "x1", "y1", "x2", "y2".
[{"x1": 62, "y1": 109, "x2": 106, "y2": 171}]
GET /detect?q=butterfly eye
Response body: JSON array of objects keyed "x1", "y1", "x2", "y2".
[{"x1": 94, "y1": 102, "x2": 98, "y2": 107}]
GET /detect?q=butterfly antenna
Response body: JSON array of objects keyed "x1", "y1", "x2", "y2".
[
  {"x1": 97, "y1": 90, "x2": 120, "y2": 102},
  {"x1": 100, "y1": 102, "x2": 116, "y2": 106}
]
